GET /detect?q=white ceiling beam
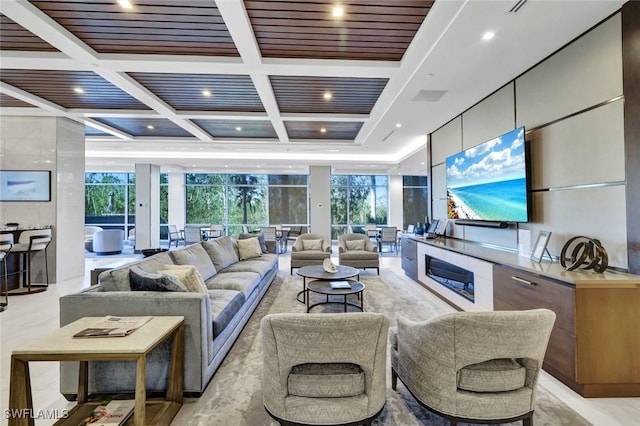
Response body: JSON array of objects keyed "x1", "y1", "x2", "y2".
[
  {"x1": 215, "y1": 0, "x2": 290, "y2": 143},
  {"x1": 83, "y1": 118, "x2": 134, "y2": 141},
  {"x1": 1, "y1": 81, "x2": 67, "y2": 114}
]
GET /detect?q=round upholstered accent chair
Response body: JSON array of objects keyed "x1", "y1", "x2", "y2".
[
  {"x1": 390, "y1": 309, "x2": 556, "y2": 426},
  {"x1": 261, "y1": 312, "x2": 389, "y2": 426}
]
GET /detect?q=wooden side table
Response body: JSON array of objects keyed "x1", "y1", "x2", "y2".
[{"x1": 8, "y1": 316, "x2": 184, "y2": 426}]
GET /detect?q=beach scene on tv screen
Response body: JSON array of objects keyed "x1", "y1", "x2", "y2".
[{"x1": 446, "y1": 127, "x2": 528, "y2": 222}]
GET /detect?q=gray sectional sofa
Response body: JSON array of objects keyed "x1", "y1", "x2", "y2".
[{"x1": 59, "y1": 236, "x2": 278, "y2": 397}]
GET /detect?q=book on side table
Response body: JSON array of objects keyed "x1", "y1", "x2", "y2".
[
  {"x1": 73, "y1": 315, "x2": 152, "y2": 338},
  {"x1": 78, "y1": 399, "x2": 135, "y2": 425},
  {"x1": 330, "y1": 281, "x2": 351, "y2": 289}
]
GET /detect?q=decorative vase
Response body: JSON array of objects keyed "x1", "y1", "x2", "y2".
[{"x1": 415, "y1": 222, "x2": 424, "y2": 235}]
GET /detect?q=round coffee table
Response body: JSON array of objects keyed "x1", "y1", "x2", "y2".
[
  {"x1": 306, "y1": 280, "x2": 366, "y2": 313},
  {"x1": 296, "y1": 265, "x2": 359, "y2": 303}
]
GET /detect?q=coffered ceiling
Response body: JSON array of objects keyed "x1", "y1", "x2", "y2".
[{"x1": 0, "y1": 0, "x2": 626, "y2": 175}]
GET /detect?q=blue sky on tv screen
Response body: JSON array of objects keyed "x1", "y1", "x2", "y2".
[{"x1": 446, "y1": 127, "x2": 526, "y2": 189}]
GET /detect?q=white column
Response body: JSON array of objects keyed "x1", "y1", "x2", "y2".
[
  {"x1": 168, "y1": 172, "x2": 186, "y2": 229},
  {"x1": 308, "y1": 166, "x2": 331, "y2": 238},
  {"x1": 389, "y1": 174, "x2": 404, "y2": 229},
  {"x1": 135, "y1": 164, "x2": 160, "y2": 250}
]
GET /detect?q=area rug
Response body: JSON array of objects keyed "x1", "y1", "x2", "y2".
[{"x1": 172, "y1": 270, "x2": 591, "y2": 425}]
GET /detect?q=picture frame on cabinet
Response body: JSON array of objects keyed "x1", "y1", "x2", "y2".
[{"x1": 531, "y1": 230, "x2": 552, "y2": 263}]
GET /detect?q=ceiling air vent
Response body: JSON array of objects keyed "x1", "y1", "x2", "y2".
[
  {"x1": 508, "y1": 0, "x2": 528, "y2": 13},
  {"x1": 411, "y1": 90, "x2": 446, "y2": 102}
]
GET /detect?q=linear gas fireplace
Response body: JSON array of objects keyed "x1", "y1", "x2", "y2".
[{"x1": 425, "y1": 255, "x2": 475, "y2": 302}]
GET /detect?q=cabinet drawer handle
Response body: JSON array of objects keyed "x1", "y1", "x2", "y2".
[{"x1": 511, "y1": 276, "x2": 536, "y2": 286}]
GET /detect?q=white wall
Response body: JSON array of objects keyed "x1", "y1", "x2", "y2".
[{"x1": 0, "y1": 116, "x2": 85, "y2": 282}]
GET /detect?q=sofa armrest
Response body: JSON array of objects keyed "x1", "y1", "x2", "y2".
[{"x1": 59, "y1": 290, "x2": 212, "y2": 393}]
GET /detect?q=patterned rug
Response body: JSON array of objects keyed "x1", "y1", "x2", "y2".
[{"x1": 172, "y1": 270, "x2": 591, "y2": 425}]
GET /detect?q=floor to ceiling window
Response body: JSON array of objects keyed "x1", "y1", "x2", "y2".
[
  {"x1": 402, "y1": 175, "x2": 429, "y2": 229},
  {"x1": 185, "y1": 173, "x2": 309, "y2": 235},
  {"x1": 330, "y1": 175, "x2": 389, "y2": 239},
  {"x1": 85, "y1": 172, "x2": 169, "y2": 239}
]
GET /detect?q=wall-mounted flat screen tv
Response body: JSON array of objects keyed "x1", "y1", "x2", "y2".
[
  {"x1": 446, "y1": 127, "x2": 529, "y2": 223},
  {"x1": 0, "y1": 170, "x2": 51, "y2": 202}
]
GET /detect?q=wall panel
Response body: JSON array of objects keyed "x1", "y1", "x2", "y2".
[
  {"x1": 431, "y1": 116, "x2": 462, "y2": 165},
  {"x1": 516, "y1": 15, "x2": 622, "y2": 128},
  {"x1": 529, "y1": 99, "x2": 625, "y2": 190},
  {"x1": 462, "y1": 84, "x2": 516, "y2": 149},
  {"x1": 532, "y1": 185, "x2": 627, "y2": 269}
]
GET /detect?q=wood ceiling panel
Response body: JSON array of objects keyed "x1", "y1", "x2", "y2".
[
  {"x1": 245, "y1": 0, "x2": 433, "y2": 60},
  {"x1": 271, "y1": 76, "x2": 387, "y2": 114},
  {"x1": 0, "y1": 15, "x2": 59, "y2": 51},
  {"x1": 94, "y1": 117, "x2": 193, "y2": 138},
  {"x1": 285, "y1": 121, "x2": 363, "y2": 140},
  {"x1": 193, "y1": 119, "x2": 278, "y2": 139},
  {"x1": 129, "y1": 73, "x2": 266, "y2": 112},
  {"x1": 0, "y1": 70, "x2": 150, "y2": 110},
  {"x1": 0, "y1": 93, "x2": 35, "y2": 108},
  {"x1": 30, "y1": 1, "x2": 239, "y2": 56}
]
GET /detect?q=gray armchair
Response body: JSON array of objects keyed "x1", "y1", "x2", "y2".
[
  {"x1": 338, "y1": 233, "x2": 379, "y2": 274},
  {"x1": 290, "y1": 233, "x2": 331, "y2": 274},
  {"x1": 390, "y1": 309, "x2": 556, "y2": 426},
  {"x1": 261, "y1": 312, "x2": 389, "y2": 426}
]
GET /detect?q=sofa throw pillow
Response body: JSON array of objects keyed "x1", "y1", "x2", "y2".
[
  {"x1": 129, "y1": 267, "x2": 188, "y2": 292},
  {"x1": 345, "y1": 240, "x2": 365, "y2": 251},
  {"x1": 159, "y1": 265, "x2": 208, "y2": 293},
  {"x1": 237, "y1": 237, "x2": 263, "y2": 260},
  {"x1": 239, "y1": 232, "x2": 268, "y2": 254},
  {"x1": 202, "y1": 236, "x2": 239, "y2": 271},
  {"x1": 169, "y1": 244, "x2": 217, "y2": 281},
  {"x1": 303, "y1": 239, "x2": 323, "y2": 251}
]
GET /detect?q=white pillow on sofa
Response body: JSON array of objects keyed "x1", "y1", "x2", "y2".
[
  {"x1": 159, "y1": 264, "x2": 208, "y2": 293},
  {"x1": 237, "y1": 237, "x2": 263, "y2": 260},
  {"x1": 346, "y1": 240, "x2": 365, "y2": 251}
]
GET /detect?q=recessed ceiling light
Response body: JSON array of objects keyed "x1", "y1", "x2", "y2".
[
  {"x1": 202, "y1": 90, "x2": 211, "y2": 97},
  {"x1": 73, "y1": 87, "x2": 84, "y2": 94},
  {"x1": 332, "y1": 5, "x2": 344, "y2": 18},
  {"x1": 395, "y1": 123, "x2": 402, "y2": 128},
  {"x1": 320, "y1": 128, "x2": 327, "y2": 133},
  {"x1": 323, "y1": 92, "x2": 332, "y2": 100},
  {"x1": 147, "y1": 125, "x2": 154, "y2": 129},
  {"x1": 421, "y1": 162, "x2": 425, "y2": 165},
  {"x1": 482, "y1": 31, "x2": 495, "y2": 41},
  {"x1": 235, "y1": 127, "x2": 242, "y2": 131},
  {"x1": 224, "y1": 164, "x2": 228, "y2": 168},
  {"x1": 117, "y1": 0, "x2": 133, "y2": 9},
  {"x1": 192, "y1": 164, "x2": 197, "y2": 167}
]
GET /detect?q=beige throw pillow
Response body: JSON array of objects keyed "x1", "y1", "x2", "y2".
[
  {"x1": 237, "y1": 237, "x2": 263, "y2": 260},
  {"x1": 159, "y1": 264, "x2": 208, "y2": 293},
  {"x1": 302, "y1": 239, "x2": 323, "y2": 251},
  {"x1": 346, "y1": 240, "x2": 365, "y2": 251}
]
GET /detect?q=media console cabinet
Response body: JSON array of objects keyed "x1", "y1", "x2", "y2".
[{"x1": 401, "y1": 235, "x2": 640, "y2": 398}]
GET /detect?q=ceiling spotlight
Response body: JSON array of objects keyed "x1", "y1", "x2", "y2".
[
  {"x1": 320, "y1": 128, "x2": 327, "y2": 133},
  {"x1": 117, "y1": 0, "x2": 133, "y2": 9},
  {"x1": 482, "y1": 31, "x2": 495, "y2": 41},
  {"x1": 224, "y1": 164, "x2": 228, "y2": 168},
  {"x1": 235, "y1": 127, "x2": 242, "y2": 131},
  {"x1": 147, "y1": 125, "x2": 154, "y2": 129},
  {"x1": 332, "y1": 5, "x2": 344, "y2": 18},
  {"x1": 323, "y1": 92, "x2": 332, "y2": 100},
  {"x1": 73, "y1": 87, "x2": 84, "y2": 94},
  {"x1": 395, "y1": 123, "x2": 402, "y2": 128},
  {"x1": 202, "y1": 90, "x2": 211, "y2": 97}
]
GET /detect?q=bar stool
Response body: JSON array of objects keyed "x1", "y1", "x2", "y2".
[
  {"x1": 0, "y1": 234, "x2": 13, "y2": 311},
  {"x1": 8, "y1": 229, "x2": 51, "y2": 295}
]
